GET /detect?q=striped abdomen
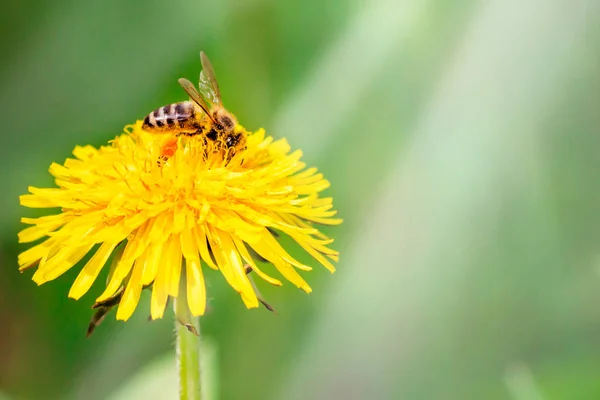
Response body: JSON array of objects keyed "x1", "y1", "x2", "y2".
[{"x1": 142, "y1": 101, "x2": 199, "y2": 132}]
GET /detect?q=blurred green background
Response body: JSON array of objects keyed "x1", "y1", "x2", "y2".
[{"x1": 1, "y1": 0, "x2": 600, "y2": 399}]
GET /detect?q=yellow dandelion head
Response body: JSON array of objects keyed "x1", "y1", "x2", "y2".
[{"x1": 18, "y1": 121, "x2": 341, "y2": 322}]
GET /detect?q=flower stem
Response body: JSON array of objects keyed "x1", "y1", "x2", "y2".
[{"x1": 175, "y1": 276, "x2": 202, "y2": 400}]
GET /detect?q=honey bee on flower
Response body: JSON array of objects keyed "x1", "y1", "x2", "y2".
[
  {"x1": 143, "y1": 52, "x2": 246, "y2": 165},
  {"x1": 18, "y1": 51, "x2": 342, "y2": 335}
]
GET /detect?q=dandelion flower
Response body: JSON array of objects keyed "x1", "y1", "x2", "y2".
[{"x1": 18, "y1": 121, "x2": 341, "y2": 322}]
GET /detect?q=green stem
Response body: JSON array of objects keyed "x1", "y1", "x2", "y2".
[{"x1": 175, "y1": 276, "x2": 202, "y2": 400}]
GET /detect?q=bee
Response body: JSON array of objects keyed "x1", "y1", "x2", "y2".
[{"x1": 142, "y1": 51, "x2": 246, "y2": 163}]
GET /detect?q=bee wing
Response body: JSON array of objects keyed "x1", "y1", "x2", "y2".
[
  {"x1": 198, "y1": 51, "x2": 222, "y2": 105},
  {"x1": 178, "y1": 78, "x2": 214, "y2": 120}
]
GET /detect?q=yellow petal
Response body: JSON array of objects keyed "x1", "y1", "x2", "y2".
[
  {"x1": 116, "y1": 254, "x2": 146, "y2": 321},
  {"x1": 96, "y1": 257, "x2": 134, "y2": 302},
  {"x1": 180, "y1": 228, "x2": 199, "y2": 261},
  {"x1": 195, "y1": 225, "x2": 218, "y2": 270},
  {"x1": 69, "y1": 242, "x2": 118, "y2": 299},
  {"x1": 298, "y1": 216, "x2": 343, "y2": 225},
  {"x1": 208, "y1": 227, "x2": 258, "y2": 308},
  {"x1": 33, "y1": 243, "x2": 94, "y2": 284},
  {"x1": 289, "y1": 232, "x2": 337, "y2": 273},
  {"x1": 150, "y1": 249, "x2": 170, "y2": 320},
  {"x1": 20, "y1": 194, "x2": 59, "y2": 208},
  {"x1": 233, "y1": 237, "x2": 282, "y2": 286},
  {"x1": 18, "y1": 237, "x2": 55, "y2": 270},
  {"x1": 185, "y1": 258, "x2": 206, "y2": 316},
  {"x1": 141, "y1": 242, "x2": 162, "y2": 285},
  {"x1": 96, "y1": 221, "x2": 151, "y2": 301},
  {"x1": 259, "y1": 229, "x2": 312, "y2": 271},
  {"x1": 120, "y1": 221, "x2": 151, "y2": 262},
  {"x1": 248, "y1": 237, "x2": 311, "y2": 293},
  {"x1": 165, "y1": 235, "x2": 182, "y2": 297},
  {"x1": 19, "y1": 214, "x2": 73, "y2": 243}
]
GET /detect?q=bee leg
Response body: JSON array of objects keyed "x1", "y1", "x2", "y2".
[
  {"x1": 147, "y1": 297, "x2": 171, "y2": 321},
  {"x1": 201, "y1": 136, "x2": 209, "y2": 160},
  {"x1": 244, "y1": 265, "x2": 277, "y2": 314}
]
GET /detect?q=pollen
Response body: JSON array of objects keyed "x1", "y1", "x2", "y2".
[{"x1": 18, "y1": 121, "x2": 342, "y2": 322}]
